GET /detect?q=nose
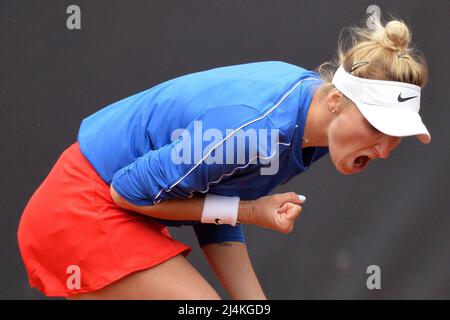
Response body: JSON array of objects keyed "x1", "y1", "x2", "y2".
[
  {"x1": 374, "y1": 143, "x2": 390, "y2": 159},
  {"x1": 374, "y1": 137, "x2": 401, "y2": 159}
]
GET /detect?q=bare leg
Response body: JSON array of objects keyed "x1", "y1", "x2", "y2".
[{"x1": 68, "y1": 254, "x2": 221, "y2": 300}]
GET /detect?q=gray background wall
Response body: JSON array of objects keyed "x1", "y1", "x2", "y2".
[{"x1": 1, "y1": 0, "x2": 449, "y2": 299}]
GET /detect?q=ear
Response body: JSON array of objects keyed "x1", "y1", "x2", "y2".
[{"x1": 326, "y1": 88, "x2": 345, "y2": 114}]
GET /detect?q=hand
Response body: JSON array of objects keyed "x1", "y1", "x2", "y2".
[{"x1": 248, "y1": 192, "x2": 305, "y2": 233}]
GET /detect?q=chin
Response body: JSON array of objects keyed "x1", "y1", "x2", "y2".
[{"x1": 335, "y1": 164, "x2": 354, "y2": 175}]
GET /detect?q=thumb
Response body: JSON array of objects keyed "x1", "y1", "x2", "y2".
[{"x1": 278, "y1": 192, "x2": 306, "y2": 205}]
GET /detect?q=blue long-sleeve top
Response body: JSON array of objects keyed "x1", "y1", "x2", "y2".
[{"x1": 77, "y1": 61, "x2": 329, "y2": 246}]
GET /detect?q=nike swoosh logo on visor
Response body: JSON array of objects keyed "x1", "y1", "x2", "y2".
[{"x1": 398, "y1": 93, "x2": 418, "y2": 102}]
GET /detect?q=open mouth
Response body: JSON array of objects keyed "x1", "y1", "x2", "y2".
[{"x1": 352, "y1": 155, "x2": 371, "y2": 171}]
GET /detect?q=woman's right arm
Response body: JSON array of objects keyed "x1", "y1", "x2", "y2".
[
  {"x1": 110, "y1": 184, "x2": 305, "y2": 233},
  {"x1": 110, "y1": 183, "x2": 253, "y2": 224}
]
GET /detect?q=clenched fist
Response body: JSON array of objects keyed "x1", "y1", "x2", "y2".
[{"x1": 240, "y1": 192, "x2": 305, "y2": 233}]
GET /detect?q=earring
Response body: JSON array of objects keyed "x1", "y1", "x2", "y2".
[{"x1": 331, "y1": 109, "x2": 336, "y2": 113}]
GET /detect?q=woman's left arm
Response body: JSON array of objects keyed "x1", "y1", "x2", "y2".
[{"x1": 201, "y1": 241, "x2": 266, "y2": 300}]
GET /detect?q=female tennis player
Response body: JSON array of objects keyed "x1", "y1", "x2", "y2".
[{"x1": 18, "y1": 18, "x2": 430, "y2": 299}]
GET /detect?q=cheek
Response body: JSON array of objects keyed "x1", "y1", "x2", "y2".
[
  {"x1": 328, "y1": 118, "x2": 356, "y2": 160},
  {"x1": 327, "y1": 117, "x2": 371, "y2": 171}
]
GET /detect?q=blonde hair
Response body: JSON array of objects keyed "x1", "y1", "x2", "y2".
[{"x1": 315, "y1": 18, "x2": 428, "y2": 96}]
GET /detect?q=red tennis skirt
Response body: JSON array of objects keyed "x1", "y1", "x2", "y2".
[{"x1": 17, "y1": 141, "x2": 192, "y2": 297}]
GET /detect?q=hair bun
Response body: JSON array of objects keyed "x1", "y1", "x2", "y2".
[{"x1": 382, "y1": 20, "x2": 411, "y2": 50}]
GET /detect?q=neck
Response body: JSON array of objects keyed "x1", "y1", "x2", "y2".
[{"x1": 302, "y1": 89, "x2": 331, "y2": 148}]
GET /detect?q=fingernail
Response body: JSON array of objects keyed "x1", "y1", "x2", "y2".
[{"x1": 298, "y1": 195, "x2": 306, "y2": 201}]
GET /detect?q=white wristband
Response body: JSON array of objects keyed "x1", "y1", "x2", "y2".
[{"x1": 201, "y1": 193, "x2": 240, "y2": 226}]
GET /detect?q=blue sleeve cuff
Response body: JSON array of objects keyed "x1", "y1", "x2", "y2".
[
  {"x1": 193, "y1": 223, "x2": 246, "y2": 247},
  {"x1": 111, "y1": 170, "x2": 155, "y2": 206}
]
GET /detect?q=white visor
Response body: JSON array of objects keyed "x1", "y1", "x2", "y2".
[{"x1": 332, "y1": 65, "x2": 431, "y2": 144}]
